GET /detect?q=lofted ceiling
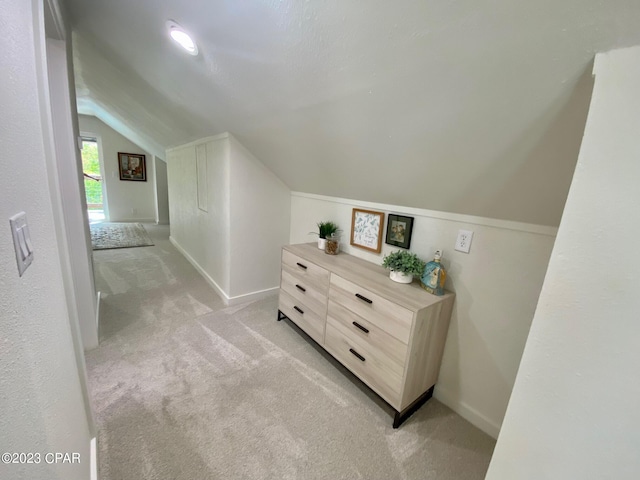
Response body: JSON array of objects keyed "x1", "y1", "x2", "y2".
[{"x1": 66, "y1": 0, "x2": 640, "y2": 226}]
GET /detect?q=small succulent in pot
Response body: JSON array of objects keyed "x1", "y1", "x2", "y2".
[
  {"x1": 310, "y1": 221, "x2": 340, "y2": 249},
  {"x1": 382, "y1": 250, "x2": 426, "y2": 283}
]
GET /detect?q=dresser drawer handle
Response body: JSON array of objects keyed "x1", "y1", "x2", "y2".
[
  {"x1": 293, "y1": 306, "x2": 304, "y2": 315},
  {"x1": 349, "y1": 348, "x2": 365, "y2": 362},
  {"x1": 352, "y1": 321, "x2": 369, "y2": 334},
  {"x1": 355, "y1": 293, "x2": 373, "y2": 304},
  {"x1": 296, "y1": 262, "x2": 307, "y2": 270},
  {"x1": 295, "y1": 284, "x2": 306, "y2": 293}
]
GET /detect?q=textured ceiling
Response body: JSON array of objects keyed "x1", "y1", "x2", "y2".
[{"x1": 66, "y1": 0, "x2": 640, "y2": 226}]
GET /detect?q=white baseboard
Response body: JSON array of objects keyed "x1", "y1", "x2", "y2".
[
  {"x1": 169, "y1": 236, "x2": 229, "y2": 303},
  {"x1": 95, "y1": 291, "x2": 101, "y2": 331},
  {"x1": 90, "y1": 436, "x2": 98, "y2": 480},
  {"x1": 169, "y1": 236, "x2": 279, "y2": 307},
  {"x1": 434, "y1": 385, "x2": 501, "y2": 439},
  {"x1": 227, "y1": 286, "x2": 279, "y2": 306}
]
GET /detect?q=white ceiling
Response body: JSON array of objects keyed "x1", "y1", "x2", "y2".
[{"x1": 66, "y1": 0, "x2": 640, "y2": 226}]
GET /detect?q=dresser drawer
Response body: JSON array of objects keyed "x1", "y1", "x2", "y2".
[
  {"x1": 279, "y1": 290, "x2": 325, "y2": 345},
  {"x1": 281, "y1": 269, "x2": 328, "y2": 318},
  {"x1": 282, "y1": 250, "x2": 329, "y2": 294},
  {"x1": 327, "y1": 300, "x2": 407, "y2": 370},
  {"x1": 329, "y1": 274, "x2": 413, "y2": 344},
  {"x1": 278, "y1": 243, "x2": 455, "y2": 428},
  {"x1": 324, "y1": 322, "x2": 402, "y2": 409}
]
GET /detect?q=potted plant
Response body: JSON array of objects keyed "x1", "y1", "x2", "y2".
[
  {"x1": 382, "y1": 250, "x2": 426, "y2": 284},
  {"x1": 311, "y1": 221, "x2": 340, "y2": 250}
]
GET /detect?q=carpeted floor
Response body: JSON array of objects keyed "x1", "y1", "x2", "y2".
[
  {"x1": 86, "y1": 225, "x2": 495, "y2": 480},
  {"x1": 90, "y1": 222, "x2": 155, "y2": 250}
]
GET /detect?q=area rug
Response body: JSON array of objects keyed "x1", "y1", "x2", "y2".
[{"x1": 90, "y1": 222, "x2": 155, "y2": 250}]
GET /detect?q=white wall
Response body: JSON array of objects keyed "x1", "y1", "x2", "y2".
[
  {"x1": 167, "y1": 133, "x2": 290, "y2": 304},
  {"x1": 289, "y1": 193, "x2": 557, "y2": 437},
  {"x1": 229, "y1": 135, "x2": 291, "y2": 298},
  {"x1": 486, "y1": 45, "x2": 640, "y2": 479},
  {"x1": 46, "y1": 38, "x2": 98, "y2": 350},
  {"x1": 168, "y1": 134, "x2": 231, "y2": 295},
  {"x1": 79, "y1": 114, "x2": 156, "y2": 222},
  {"x1": 0, "y1": 1, "x2": 92, "y2": 479},
  {"x1": 154, "y1": 156, "x2": 170, "y2": 224}
]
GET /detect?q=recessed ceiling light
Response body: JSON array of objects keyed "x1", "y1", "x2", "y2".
[{"x1": 166, "y1": 20, "x2": 198, "y2": 56}]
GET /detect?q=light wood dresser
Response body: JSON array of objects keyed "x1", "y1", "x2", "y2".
[{"x1": 277, "y1": 243, "x2": 455, "y2": 427}]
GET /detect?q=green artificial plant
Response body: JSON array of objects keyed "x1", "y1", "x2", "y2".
[
  {"x1": 382, "y1": 250, "x2": 426, "y2": 276},
  {"x1": 311, "y1": 221, "x2": 340, "y2": 239}
]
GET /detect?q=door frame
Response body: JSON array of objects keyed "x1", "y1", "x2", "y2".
[
  {"x1": 80, "y1": 132, "x2": 110, "y2": 221},
  {"x1": 37, "y1": 0, "x2": 98, "y2": 439}
]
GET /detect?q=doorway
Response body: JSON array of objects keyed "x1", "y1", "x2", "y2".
[{"x1": 81, "y1": 136, "x2": 106, "y2": 223}]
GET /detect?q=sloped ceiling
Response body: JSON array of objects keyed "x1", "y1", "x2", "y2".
[{"x1": 66, "y1": 0, "x2": 640, "y2": 226}]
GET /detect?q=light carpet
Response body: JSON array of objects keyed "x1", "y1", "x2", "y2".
[
  {"x1": 87, "y1": 225, "x2": 495, "y2": 480},
  {"x1": 90, "y1": 222, "x2": 155, "y2": 250}
]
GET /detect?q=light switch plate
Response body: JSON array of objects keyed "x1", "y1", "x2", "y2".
[{"x1": 9, "y1": 212, "x2": 34, "y2": 276}]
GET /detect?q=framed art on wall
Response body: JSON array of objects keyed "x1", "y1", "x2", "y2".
[
  {"x1": 385, "y1": 214, "x2": 414, "y2": 249},
  {"x1": 118, "y1": 152, "x2": 146, "y2": 181},
  {"x1": 350, "y1": 208, "x2": 384, "y2": 253}
]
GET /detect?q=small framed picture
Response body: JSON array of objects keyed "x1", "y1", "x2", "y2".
[
  {"x1": 350, "y1": 208, "x2": 384, "y2": 253},
  {"x1": 385, "y1": 214, "x2": 414, "y2": 249},
  {"x1": 118, "y1": 152, "x2": 146, "y2": 181}
]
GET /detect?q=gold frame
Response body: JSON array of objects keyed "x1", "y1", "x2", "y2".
[{"x1": 350, "y1": 208, "x2": 384, "y2": 253}]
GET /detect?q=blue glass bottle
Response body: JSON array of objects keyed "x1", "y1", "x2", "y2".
[{"x1": 420, "y1": 250, "x2": 446, "y2": 296}]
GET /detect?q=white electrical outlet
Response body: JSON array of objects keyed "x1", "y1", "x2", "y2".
[{"x1": 455, "y1": 229, "x2": 474, "y2": 253}]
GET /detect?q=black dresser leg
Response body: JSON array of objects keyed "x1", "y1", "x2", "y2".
[
  {"x1": 392, "y1": 386, "x2": 435, "y2": 428},
  {"x1": 277, "y1": 310, "x2": 287, "y2": 321}
]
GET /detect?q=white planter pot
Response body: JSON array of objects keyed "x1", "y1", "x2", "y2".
[
  {"x1": 390, "y1": 270, "x2": 413, "y2": 284},
  {"x1": 318, "y1": 238, "x2": 327, "y2": 250}
]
